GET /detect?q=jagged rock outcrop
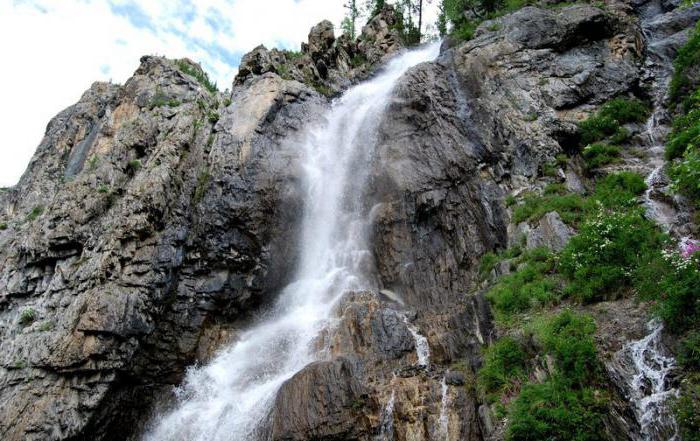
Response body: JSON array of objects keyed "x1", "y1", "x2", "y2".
[
  {"x1": 235, "y1": 5, "x2": 403, "y2": 96},
  {"x1": 0, "y1": 1, "x2": 698, "y2": 440}
]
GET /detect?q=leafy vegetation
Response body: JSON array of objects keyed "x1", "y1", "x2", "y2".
[
  {"x1": 438, "y1": 0, "x2": 532, "y2": 41},
  {"x1": 582, "y1": 143, "x2": 621, "y2": 170},
  {"x1": 478, "y1": 336, "x2": 530, "y2": 402},
  {"x1": 127, "y1": 159, "x2": 142, "y2": 173},
  {"x1": 26, "y1": 205, "x2": 44, "y2": 222},
  {"x1": 670, "y1": 21, "x2": 700, "y2": 102},
  {"x1": 175, "y1": 59, "x2": 218, "y2": 94},
  {"x1": 578, "y1": 97, "x2": 649, "y2": 147},
  {"x1": 19, "y1": 308, "x2": 37, "y2": 326},
  {"x1": 0, "y1": 222, "x2": 7, "y2": 230},
  {"x1": 149, "y1": 91, "x2": 180, "y2": 109},
  {"x1": 482, "y1": 311, "x2": 609, "y2": 441},
  {"x1": 513, "y1": 192, "x2": 587, "y2": 225},
  {"x1": 485, "y1": 247, "x2": 559, "y2": 319},
  {"x1": 194, "y1": 169, "x2": 212, "y2": 203},
  {"x1": 559, "y1": 209, "x2": 664, "y2": 303}
]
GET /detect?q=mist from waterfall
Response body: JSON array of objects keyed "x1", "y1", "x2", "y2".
[{"x1": 144, "y1": 42, "x2": 441, "y2": 441}]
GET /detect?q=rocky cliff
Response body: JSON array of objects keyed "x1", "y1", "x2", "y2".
[{"x1": 0, "y1": 1, "x2": 698, "y2": 440}]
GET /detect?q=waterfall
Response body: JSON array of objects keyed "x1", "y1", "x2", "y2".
[
  {"x1": 144, "y1": 42, "x2": 441, "y2": 441},
  {"x1": 376, "y1": 390, "x2": 396, "y2": 441},
  {"x1": 438, "y1": 377, "x2": 449, "y2": 441},
  {"x1": 402, "y1": 315, "x2": 431, "y2": 368},
  {"x1": 616, "y1": 320, "x2": 679, "y2": 441}
]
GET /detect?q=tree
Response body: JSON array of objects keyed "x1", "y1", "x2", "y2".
[
  {"x1": 342, "y1": 0, "x2": 360, "y2": 39},
  {"x1": 365, "y1": 0, "x2": 386, "y2": 18}
]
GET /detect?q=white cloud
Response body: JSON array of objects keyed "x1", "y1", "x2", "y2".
[{"x1": 0, "y1": 0, "x2": 439, "y2": 186}]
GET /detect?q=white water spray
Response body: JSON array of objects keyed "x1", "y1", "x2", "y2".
[
  {"x1": 376, "y1": 389, "x2": 397, "y2": 441},
  {"x1": 144, "y1": 43, "x2": 440, "y2": 441},
  {"x1": 402, "y1": 315, "x2": 431, "y2": 368},
  {"x1": 620, "y1": 320, "x2": 679, "y2": 440},
  {"x1": 438, "y1": 377, "x2": 449, "y2": 441}
]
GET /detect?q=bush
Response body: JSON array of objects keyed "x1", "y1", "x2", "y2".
[
  {"x1": 478, "y1": 337, "x2": 530, "y2": 401},
  {"x1": 26, "y1": 205, "x2": 44, "y2": 222},
  {"x1": 486, "y1": 249, "x2": 559, "y2": 319},
  {"x1": 127, "y1": 160, "x2": 142, "y2": 173},
  {"x1": 634, "y1": 250, "x2": 700, "y2": 333},
  {"x1": 670, "y1": 144, "x2": 700, "y2": 205},
  {"x1": 175, "y1": 59, "x2": 218, "y2": 94},
  {"x1": 560, "y1": 209, "x2": 663, "y2": 303},
  {"x1": 582, "y1": 143, "x2": 621, "y2": 170},
  {"x1": 512, "y1": 193, "x2": 587, "y2": 225},
  {"x1": 678, "y1": 332, "x2": 700, "y2": 371},
  {"x1": 670, "y1": 21, "x2": 700, "y2": 101},
  {"x1": 19, "y1": 308, "x2": 37, "y2": 326},
  {"x1": 578, "y1": 97, "x2": 649, "y2": 145},
  {"x1": 506, "y1": 380, "x2": 607, "y2": 441},
  {"x1": 535, "y1": 310, "x2": 599, "y2": 386},
  {"x1": 665, "y1": 91, "x2": 700, "y2": 160},
  {"x1": 675, "y1": 377, "x2": 700, "y2": 441},
  {"x1": 0, "y1": 222, "x2": 7, "y2": 230},
  {"x1": 592, "y1": 171, "x2": 647, "y2": 208}
]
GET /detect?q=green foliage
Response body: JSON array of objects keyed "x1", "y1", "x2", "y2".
[
  {"x1": 578, "y1": 97, "x2": 649, "y2": 146},
  {"x1": 87, "y1": 154, "x2": 100, "y2": 171},
  {"x1": 560, "y1": 209, "x2": 663, "y2": 303},
  {"x1": 505, "y1": 194, "x2": 517, "y2": 207},
  {"x1": 478, "y1": 337, "x2": 530, "y2": 402},
  {"x1": 675, "y1": 376, "x2": 700, "y2": 441},
  {"x1": 350, "y1": 53, "x2": 368, "y2": 68},
  {"x1": 555, "y1": 153, "x2": 568, "y2": 168},
  {"x1": 0, "y1": 222, "x2": 7, "y2": 230},
  {"x1": 175, "y1": 59, "x2": 218, "y2": 94},
  {"x1": 486, "y1": 248, "x2": 560, "y2": 319},
  {"x1": 194, "y1": 169, "x2": 212, "y2": 203},
  {"x1": 592, "y1": 171, "x2": 647, "y2": 207},
  {"x1": 582, "y1": 143, "x2": 621, "y2": 170},
  {"x1": 505, "y1": 311, "x2": 605, "y2": 440},
  {"x1": 543, "y1": 183, "x2": 567, "y2": 196},
  {"x1": 127, "y1": 159, "x2": 142, "y2": 173},
  {"x1": 535, "y1": 310, "x2": 599, "y2": 386},
  {"x1": 19, "y1": 308, "x2": 37, "y2": 326},
  {"x1": 633, "y1": 251, "x2": 700, "y2": 333},
  {"x1": 506, "y1": 380, "x2": 607, "y2": 441},
  {"x1": 26, "y1": 205, "x2": 44, "y2": 222},
  {"x1": 149, "y1": 91, "x2": 180, "y2": 109},
  {"x1": 678, "y1": 332, "x2": 700, "y2": 371},
  {"x1": 670, "y1": 21, "x2": 700, "y2": 101},
  {"x1": 665, "y1": 98, "x2": 700, "y2": 160},
  {"x1": 97, "y1": 184, "x2": 110, "y2": 194},
  {"x1": 223, "y1": 97, "x2": 232, "y2": 107},
  {"x1": 512, "y1": 193, "x2": 587, "y2": 225},
  {"x1": 207, "y1": 110, "x2": 220, "y2": 124}
]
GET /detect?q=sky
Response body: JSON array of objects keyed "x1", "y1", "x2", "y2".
[{"x1": 0, "y1": 0, "x2": 440, "y2": 187}]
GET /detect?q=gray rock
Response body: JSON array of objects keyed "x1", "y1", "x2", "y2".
[{"x1": 526, "y1": 211, "x2": 574, "y2": 251}]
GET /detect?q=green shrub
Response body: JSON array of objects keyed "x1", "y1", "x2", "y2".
[
  {"x1": 207, "y1": 110, "x2": 220, "y2": 124},
  {"x1": 486, "y1": 250, "x2": 559, "y2": 319},
  {"x1": 597, "y1": 97, "x2": 650, "y2": 125},
  {"x1": 592, "y1": 171, "x2": 647, "y2": 207},
  {"x1": 582, "y1": 143, "x2": 621, "y2": 170},
  {"x1": 19, "y1": 308, "x2": 37, "y2": 326},
  {"x1": 127, "y1": 159, "x2": 142, "y2": 173},
  {"x1": 26, "y1": 205, "x2": 44, "y2": 222},
  {"x1": 223, "y1": 97, "x2": 232, "y2": 107},
  {"x1": 579, "y1": 115, "x2": 619, "y2": 145},
  {"x1": 610, "y1": 126, "x2": 631, "y2": 144},
  {"x1": 578, "y1": 98, "x2": 649, "y2": 145},
  {"x1": 512, "y1": 193, "x2": 587, "y2": 225},
  {"x1": 665, "y1": 92, "x2": 700, "y2": 160},
  {"x1": 478, "y1": 337, "x2": 530, "y2": 401},
  {"x1": 97, "y1": 184, "x2": 110, "y2": 194},
  {"x1": 535, "y1": 310, "x2": 599, "y2": 386},
  {"x1": 0, "y1": 222, "x2": 7, "y2": 230},
  {"x1": 675, "y1": 377, "x2": 700, "y2": 441},
  {"x1": 506, "y1": 380, "x2": 607, "y2": 441},
  {"x1": 670, "y1": 144, "x2": 700, "y2": 205},
  {"x1": 543, "y1": 183, "x2": 567, "y2": 196},
  {"x1": 634, "y1": 251, "x2": 700, "y2": 333},
  {"x1": 560, "y1": 209, "x2": 663, "y2": 303},
  {"x1": 194, "y1": 169, "x2": 211, "y2": 203},
  {"x1": 678, "y1": 332, "x2": 700, "y2": 371},
  {"x1": 175, "y1": 59, "x2": 218, "y2": 94},
  {"x1": 505, "y1": 194, "x2": 517, "y2": 207},
  {"x1": 670, "y1": 21, "x2": 700, "y2": 101},
  {"x1": 555, "y1": 153, "x2": 568, "y2": 168}
]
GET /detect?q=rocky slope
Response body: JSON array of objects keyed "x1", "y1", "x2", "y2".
[{"x1": 0, "y1": 1, "x2": 698, "y2": 440}]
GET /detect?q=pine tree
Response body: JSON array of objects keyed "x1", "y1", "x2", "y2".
[{"x1": 342, "y1": 0, "x2": 360, "y2": 39}]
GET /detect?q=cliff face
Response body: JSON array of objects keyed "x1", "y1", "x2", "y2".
[{"x1": 0, "y1": 1, "x2": 698, "y2": 440}]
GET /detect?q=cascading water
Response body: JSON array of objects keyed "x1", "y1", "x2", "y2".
[
  {"x1": 616, "y1": 320, "x2": 679, "y2": 441},
  {"x1": 438, "y1": 377, "x2": 449, "y2": 441},
  {"x1": 376, "y1": 389, "x2": 396, "y2": 441},
  {"x1": 402, "y1": 314, "x2": 431, "y2": 368},
  {"x1": 144, "y1": 42, "x2": 441, "y2": 441}
]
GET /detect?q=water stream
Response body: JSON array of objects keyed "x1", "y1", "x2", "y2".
[
  {"x1": 144, "y1": 43, "x2": 440, "y2": 441},
  {"x1": 438, "y1": 377, "x2": 449, "y2": 441},
  {"x1": 617, "y1": 321, "x2": 679, "y2": 441}
]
